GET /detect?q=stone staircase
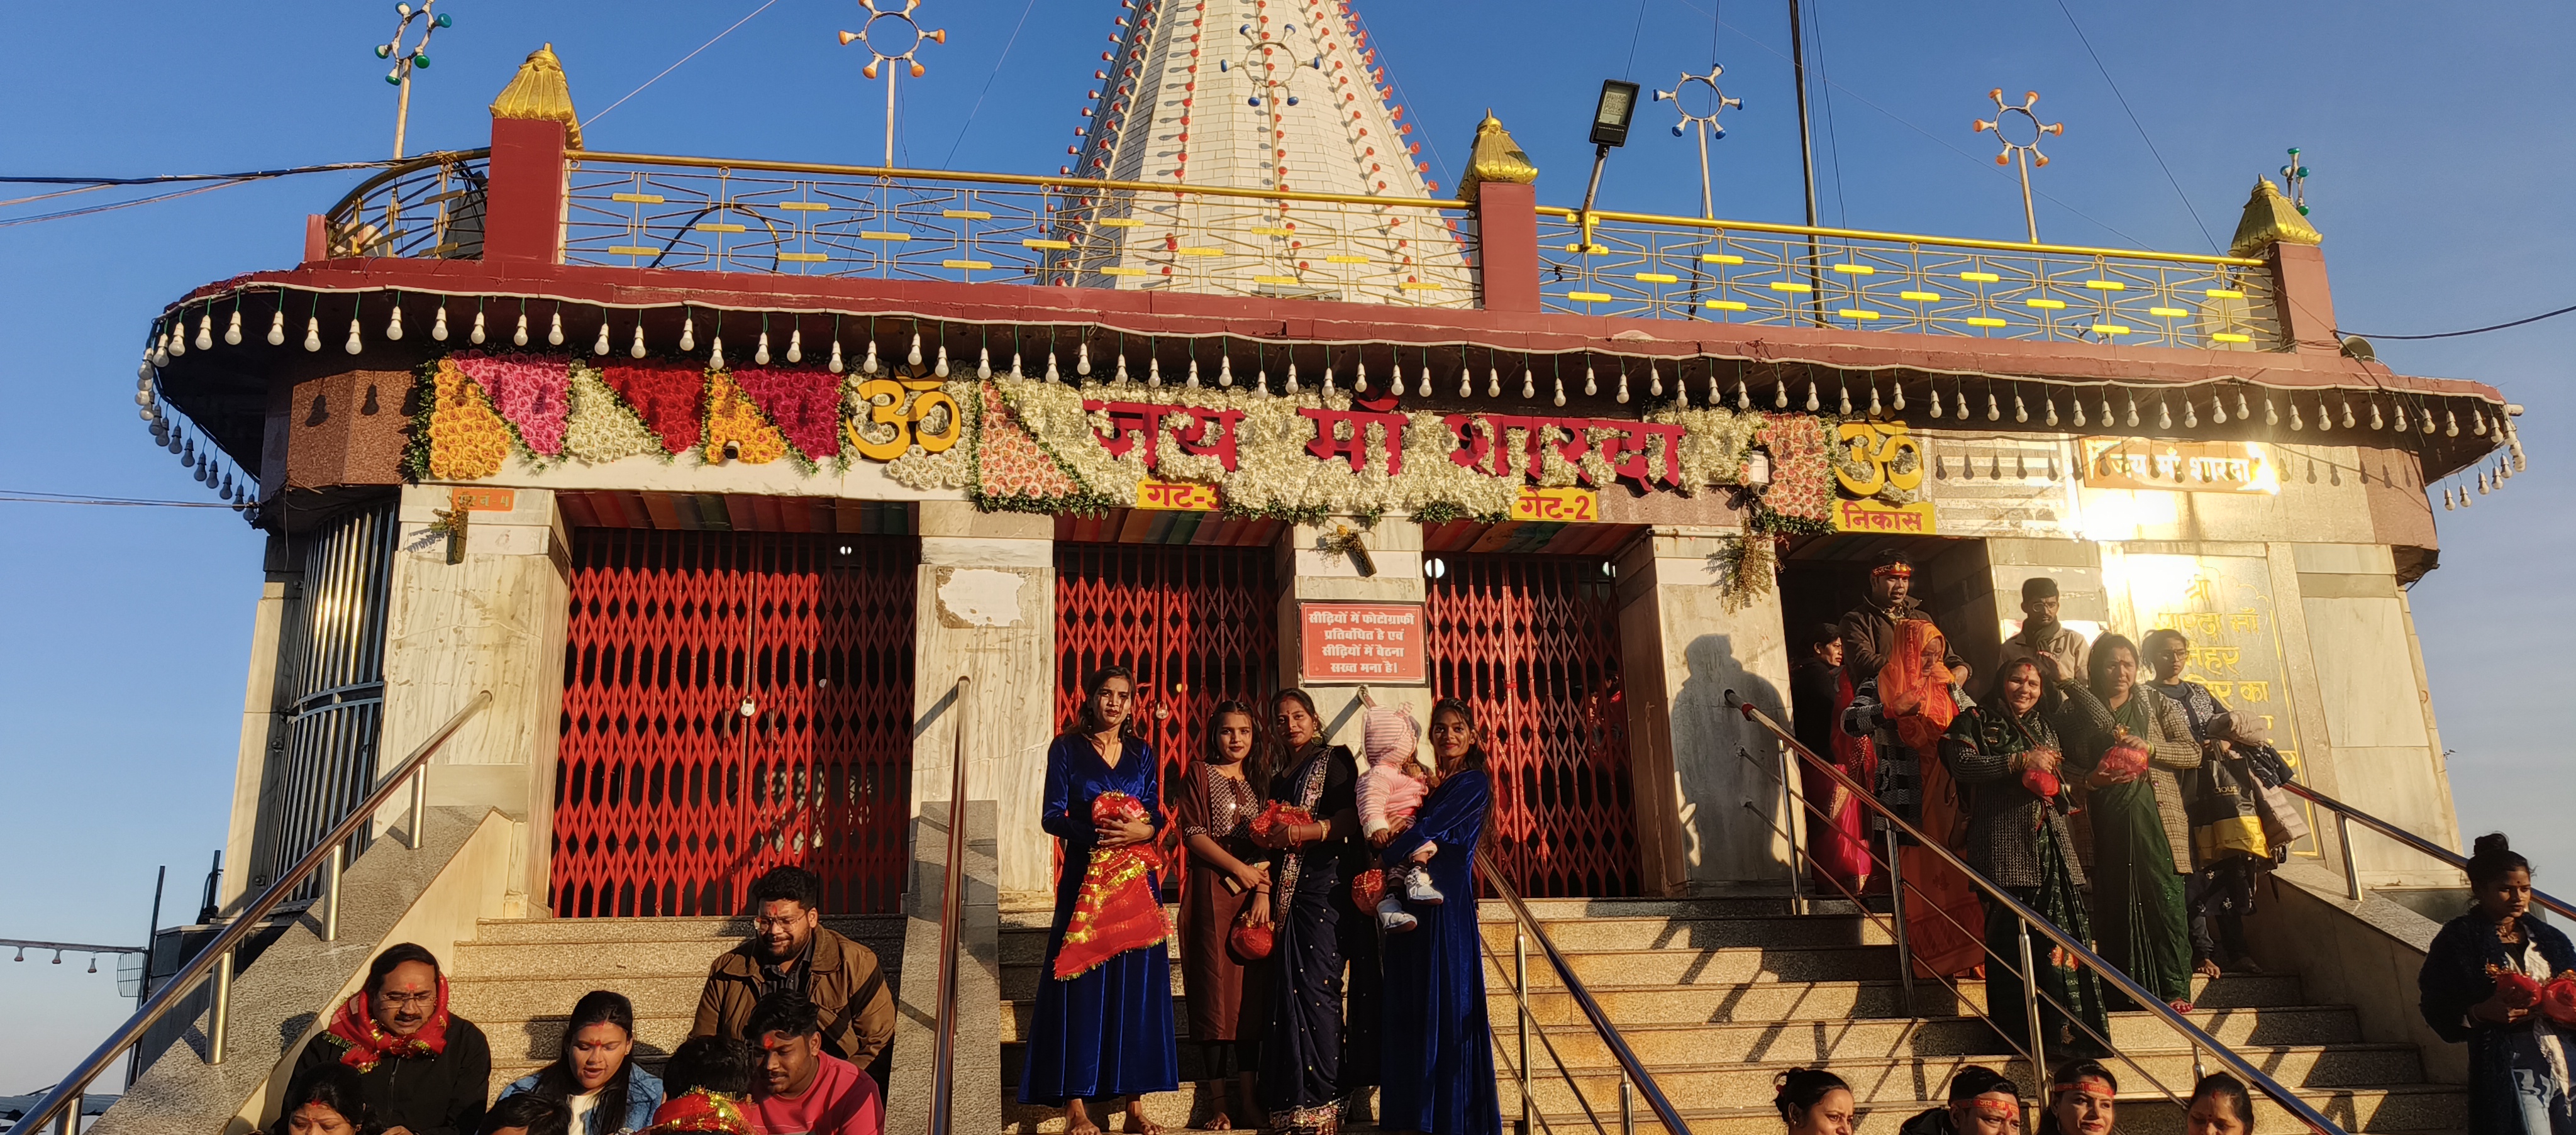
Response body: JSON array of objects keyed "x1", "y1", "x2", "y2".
[
  {"x1": 997, "y1": 896, "x2": 2464, "y2": 1135},
  {"x1": 445, "y1": 916, "x2": 904, "y2": 1095}
]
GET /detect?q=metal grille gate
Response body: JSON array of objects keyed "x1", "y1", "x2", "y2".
[
  {"x1": 255, "y1": 503, "x2": 399, "y2": 896},
  {"x1": 1426, "y1": 554, "x2": 1640, "y2": 897},
  {"x1": 1054, "y1": 543, "x2": 1279, "y2": 831},
  {"x1": 552, "y1": 529, "x2": 917, "y2": 917}
]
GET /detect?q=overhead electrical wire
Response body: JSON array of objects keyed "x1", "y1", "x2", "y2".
[
  {"x1": 0, "y1": 489, "x2": 243, "y2": 509},
  {"x1": 938, "y1": 0, "x2": 1042, "y2": 169},
  {"x1": 0, "y1": 160, "x2": 401, "y2": 187},
  {"x1": 582, "y1": 0, "x2": 782, "y2": 131},
  {"x1": 2341, "y1": 303, "x2": 2576, "y2": 341},
  {"x1": 2050, "y1": 0, "x2": 2218, "y2": 253}
]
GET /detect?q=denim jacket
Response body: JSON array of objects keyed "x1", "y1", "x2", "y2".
[{"x1": 500, "y1": 1065, "x2": 666, "y2": 1135}]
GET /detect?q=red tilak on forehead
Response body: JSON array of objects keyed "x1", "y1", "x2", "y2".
[
  {"x1": 2052, "y1": 1077, "x2": 2116, "y2": 1099},
  {"x1": 1970, "y1": 1097, "x2": 2021, "y2": 1119}
]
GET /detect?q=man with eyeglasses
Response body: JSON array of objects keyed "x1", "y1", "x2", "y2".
[
  {"x1": 289, "y1": 943, "x2": 492, "y2": 1135},
  {"x1": 692, "y1": 866, "x2": 896, "y2": 1088}
]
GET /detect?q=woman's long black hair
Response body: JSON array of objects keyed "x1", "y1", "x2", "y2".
[
  {"x1": 533, "y1": 990, "x2": 637, "y2": 1127},
  {"x1": 2087, "y1": 632, "x2": 2140, "y2": 702},
  {"x1": 275, "y1": 1065, "x2": 378, "y2": 1135},
  {"x1": 1428, "y1": 697, "x2": 1491, "y2": 777},
  {"x1": 1067, "y1": 665, "x2": 1138, "y2": 739},
  {"x1": 1204, "y1": 698, "x2": 1270, "y2": 792}
]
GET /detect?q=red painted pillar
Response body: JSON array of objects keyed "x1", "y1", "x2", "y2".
[
  {"x1": 2269, "y1": 243, "x2": 2341, "y2": 356},
  {"x1": 1475, "y1": 182, "x2": 1542, "y2": 314},
  {"x1": 484, "y1": 118, "x2": 568, "y2": 265}
]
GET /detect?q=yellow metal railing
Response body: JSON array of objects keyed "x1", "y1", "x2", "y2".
[
  {"x1": 321, "y1": 149, "x2": 489, "y2": 261},
  {"x1": 560, "y1": 152, "x2": 1477, "y2": 306},
  {"x1": 1537, "y1": 206, "x2": 2282, "y2": 350}
]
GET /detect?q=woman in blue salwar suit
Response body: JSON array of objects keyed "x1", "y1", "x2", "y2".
[
  {"x1": 1377, "y1": 698, "x2": 1501, "y2": 1135},
  {"x1": 1019, "y1": 667, "x2": 1179, "y2": 1135}
]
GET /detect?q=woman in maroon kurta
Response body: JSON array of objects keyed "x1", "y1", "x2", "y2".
[{"x1": 1176, "y1": 700, "x2": 1272, "y2": 1129}]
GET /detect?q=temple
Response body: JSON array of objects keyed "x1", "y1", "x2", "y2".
[{"x1": 99, "y1": 12, "x2": 2516, "y2": 1132}]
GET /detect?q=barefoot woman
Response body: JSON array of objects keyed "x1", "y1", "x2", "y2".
[{"x1": 1019, "y1": 667, "x2": 1178, "y2": 1135}]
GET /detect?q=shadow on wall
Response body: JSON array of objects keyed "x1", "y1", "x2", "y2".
[{"x1": 1671, "y1": 633, "x2": 1790, "y2": 885}]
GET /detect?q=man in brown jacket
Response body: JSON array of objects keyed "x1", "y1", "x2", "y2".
[{"x1": 693, "y1": 866, "x2": 897, "y2": 1087}]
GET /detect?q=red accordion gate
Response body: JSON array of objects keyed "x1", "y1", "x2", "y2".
[
  {"x1": 1054, "y1": 543, "x2": 1279, "y2": 826},
  {"x1": 1427, "y1": 554, "x2": 1640, "y2": 897},
  {"x1": 553, "y1": 529, "x2": 917, "y2": 917}
]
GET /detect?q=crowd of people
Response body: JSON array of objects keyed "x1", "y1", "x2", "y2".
[
  {"x1": 1789, "y1": 553, "x2": 2300, "y2": 1063},
  {"x1": 273, "y1": 865, "x2": 895, "y2": 1135},
  {"x1": 1773, "y1": 1063, "x2": 2258, "y2": 1134}
]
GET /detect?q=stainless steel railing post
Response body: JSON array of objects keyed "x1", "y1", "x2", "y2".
[
  {"x1": 1773, "y1": 745, "x2": 1811, "y2": 917},
  {"x1": 1884, "y1": 828, "x2": 1914, "y2": 1017},
  {"x1": 1619, "y1": 1078, "x2": 1633, "y2": 1135},
  {"x1": 2336, "y1": 811, "x2": 2362, "y2": 902},
  {"x1": 1516, "y1": 931, "x2": 1532, "y2": 1135},
  {"x1": 2017, "y1": 923, "x2": 2045, "y2": 1088},
  {"x1": 322, "y1": 844, "x2": 345, "y2": 942},
  {"x1": 54, "y1": 1084, "x2": 81, "y2": 1135},
  {"x1": 207, "y1": 948, "x2": 233, "y2": 1065},
  {"x1": 405, "y1": 763, "x2": 428, "y2": 851}
]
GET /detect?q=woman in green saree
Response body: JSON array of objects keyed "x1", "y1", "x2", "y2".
[
  {"x1": 1940, "y1": 656, "x2": 2109, "y2": 1062},
  {"x1": 2057, "y1": 632, "x2": 2204, "y2": 1014}
]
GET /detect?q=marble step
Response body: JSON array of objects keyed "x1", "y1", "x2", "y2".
[
  {"x1": 467, "y1": 915, "x2": 902, "y2": 946},
  {"x1": 997, "y1": 913, "x2": 1890, "y2": 956}
]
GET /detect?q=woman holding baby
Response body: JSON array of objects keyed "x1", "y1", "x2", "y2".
[{"x1": 1375, "y1": 698, "x2": 1500, "y2": 1135}]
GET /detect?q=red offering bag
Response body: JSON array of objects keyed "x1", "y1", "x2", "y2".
[
  {"x1": 1249, "y1": 800, "x2": 1314, "y2": 843},
  {"x1": 1229, "y1": 907, "x2": 1274, "y2": 961},
  {"x1": 2541, "y1": 974, "x2": 2576, "y2": 1026},
  {"x1": 1350, "y1": 868, "x2": 1385, "y2": 912},
  {"x1": 2493, "y1": 966, "x2": 2545, "y2": 1010},
  {"x1": 2097, "y1": 731, "x2": 2152, "y2": 782},
  {"x1": 1052, "y1": 792, "x2": 1169, "y2": 981}
]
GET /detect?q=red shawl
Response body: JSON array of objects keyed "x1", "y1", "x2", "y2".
[
  {"x1": 324, "y1": 973, "x2": 452, "y2": 1071},
  {"x1": 1053, "y1": 792, "x2": 1169, "y2": 980}
]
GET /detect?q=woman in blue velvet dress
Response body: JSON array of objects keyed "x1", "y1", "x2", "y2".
[
  {"x1": 1379, "y1": 698, "x2": 1499, "y2": 1135},
  {"x1": 1020, "y1": 667, "x2": 1179, "y2": 1135}
]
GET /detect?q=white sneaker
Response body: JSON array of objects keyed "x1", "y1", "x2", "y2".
[
  {"x1": 1404, "y1": 870, "x2": 1445, "y2": 905},
  {"x1": 1377, "y1": 897, "x2": 1417, "y2": 932}
]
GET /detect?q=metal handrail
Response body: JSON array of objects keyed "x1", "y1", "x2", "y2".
[
  {"x1": 2280, "y1": 781, "x2": 2576, "y2": 919},
  {"x1": 926, "y1": 676, "x2": 970, "y2": 1135},
  {"x1": 1476, "y1": 853, "x2": 1691, "y2": 1135},
  {"x1": 10, "y1": 690, "x2": 493, "y2": 1135},
  {"x1": 1533, "y1": 204, "x2": 2266, "y2": 267},
  {"x1": 1723, "y1": 690, "x2": 2346, "y2": 1134},
  {"x1": 321, "y1": 149, "x2": 491, "y2": 229},
  {"x1": 567, "y1": 150, "x2": 1470, "y2": 214}
]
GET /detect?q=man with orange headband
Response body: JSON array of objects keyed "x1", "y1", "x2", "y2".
[
  {"x1": 1838, "y1": 551, "x2": 1963, "y2": 683},
  {"x1": 1898, "y1": 1065, "x2": 2026, "y2": 1135}
]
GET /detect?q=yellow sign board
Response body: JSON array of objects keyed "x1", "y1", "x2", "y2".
[
  {"x1": 1833, "y1": 499, "x2": 1936, "y2": 534},
  {"x1": 1511, "y1": 486, "x2": 1599, "y2": 523},
  {"x1": 1135, "y1": 479, "x2": 1219, "y2": 511},
  {"x1": 2080, "y1": 439, "x2": 2277, "y2": 494}
]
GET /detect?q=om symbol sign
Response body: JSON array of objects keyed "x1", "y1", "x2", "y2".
[
  {"x1": 847, "y1": 377, "x2": 963, "y2": 460},
  {"x1": 1833, "y1": 421, "x2": 1926, "y2": 497}
]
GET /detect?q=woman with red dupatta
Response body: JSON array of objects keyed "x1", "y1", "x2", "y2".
[
  {"x1": 1020, "y1": 666, "x2": 1179, "y2": 1135},
  {"x1": 1877, "y1": 619, "x2": 1989, "y2": 980}
]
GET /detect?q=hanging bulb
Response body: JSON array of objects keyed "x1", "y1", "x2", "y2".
[
  {"x1": 512, "y1": 312, "x2": 530, "y2": 347},
  {"x1": 2072, "y1": 396, "x2": 2087, "y2": 428},
  {"x1": 2237, "y1": 390, "x2": 2251, "y2": 421},
  {"x1": 376, "y1": 304, "x2": 400, "y2": 341},
  {"x1": 2014, "y1": 392, "x2": 2028, "y2": 423},
  {"x1": 755, "y1": 331, "x2": 772, "y2": 366},
  {"x1": 1417, "y1": 362, "x2": 1434, "y2": 399},
  {"x1": 152, "y1": 326, "x2": 171, "y2": 365},
  {"x1": 1836, "y1": 383, "x2": 1851, "y2": 416},
  {"x1": 1077, "y1": 342, "x2": 1092, "y2": 376},
  {"x1": 269, "y1": 309, "x2": 288, "y2": 346},
  {"x1": 1675, "y1": 374, "x2": 1692, "y2": 407},
  {"x1": 1774, "y1": 380, "x2": 1789, "y2": 409},
  {"x1": 968, "y1": 346, "x2": 986, "y2": 380},
  {"x1": 2126, "y1": 394, "x2": 2140, "y2": 428},
  {"x1": 1117, "y1": 351, "x2": 1132, "y2": 384},
  {"x1": 1522, "y1": 367, "x2": 1536, "y2": 399},
  {"x1": 2045, "y1": 395, "x2": 2058, "y2": 427},
  {"x1": 2442, "y1": 488, "x2": 2454, "y2": 511},
  {"x1": 2423, "y1": 407, "x2": 2437, "y2": 436},
  {"x1": 633, "y1": 323, "x2": 650, "y2": 359},
  {"x1": 2290, "y1": 402, "x2": 2304, "y2": 431},
  {"x1": 1490, "y1": 367, "x2": 1504, "y2": 398},
  {"x1": 2184, "y1": 398, "x2": 2198, "y2": 429},
  {"x1": 908, "y1": 334, "x2": 925, "y2": 367},
  {"x1": 1011, "y1": 351, "x2": 1025, "y2": 379},
  {"x1": 1552, "y1": 372, "x2": 1567, "y2": 407},
  {"x1": 1735, "y1": 379, "x2": 1750, "y2": 410},
  {"x1": 789, "y1": 329, "x2": 806, "y2": 364},
  {"x1": 547, "y1": 311, "x2": 565, "y2": 346},
  {"x1": 2480, "y1": 470, "x2": 2492, "y2": 495},
  {"x1": 1286, "y1": 362, "x2": 1301, "y2": 394},
  {"x1": 1045, "y1": 350, "x2": 1060, "y2": 382},
  {"x1": 2462, "y1": 484, "x2": 2473, "y2": 507},
  {"x1": 194, "y1": 313, "x2": 213, "y2": 351},
  {"x1": 2265, "y1": 399, "x2": 2279, "y2": 427},
  {"x1": 1616, "y1": 370, "x2": 1631, "y2": 404},
  {"x1": 1892, "y1": 383, "x2": 1906, "y2": 412},
  {"x1": 1320, "y1": 364, "x2": 1334, "y2": 397},
  {"x1": 679, "y1": 314, "x2": 695, "y2": 352},
  {"x1": 168, "y1": 321, "x2": 185, "y2": 357},
  {"x1": 1354, "y1": 359, "x2": 1368, "y2": 393},
  {"x1": 2160, "y1": 397, "x2": 2174, "y2": 429},
  {"x1": 1148, "y1": 356, "x2": 1163, "y2": 387},
  {"x1": 1930, "y1": 388, "x2": 1944, "y2": 418},
  {"x1": 2340, "y1": 399, "x2": 2356, "y2": 429},
  {"x1": 2369, "y1": 402, "x2": 2384, "y2": 430},
  {"x1": 304, "y1": 316, "x2": 323, "y2": 352},
  {"x1": 1985, "y1": 392, "x2": 2001, "y2": 422},
  {"x1": 863, "y1": 339, "x2": 881, "y2": 374},
  {"x1": 1583, "y1": 365, "x2": 1597, "y2": 397},
  {"x1": 709, "y1": 335, "x2": 726, "y2": 369},
  {"x1": 345, "y1": 318, "x2": 364, "y2": 355},
  {"x1": 2474, "y1": 409, "x2": 2489, "y2": 436},
  {"x1": 935, "y1": 343, "x2": 952, "y2": 378},
  {"x1": 1805, "y1": 382, "x2": 1821, "y2": 412},
  {"x1": 594, "y1": 319, "x2": 612, "y2": 355},
  {"x1": 1868, "y1": 382, "x2": 1883, "y2": 417},
  {"x1": 1650, "y1": 365, "x2": 1663, "y2": 398},
  {"x1": 2392, "y1": 403, "x2": 2407, "y2": 431},
  {"x1": 2212, "y1": 393, "x2": 2228, "y2": 424},
  {"x1": 225, "y1": 309, "x2": 243, "y2": 346},
  {"x1": 2445, "y1": 409, "x2": 2459, "y2": 438},
  {"x1": 1457, "y1": 367, "x2": 1471, "y2": 398},
  {"x1": 1255, "y1": 367, "x2": 1270, "y2": 396}
]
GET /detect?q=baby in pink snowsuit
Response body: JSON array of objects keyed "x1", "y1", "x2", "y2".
[{"x1": 1357, "y1": 706, "x2": 1444, "y2": 931}]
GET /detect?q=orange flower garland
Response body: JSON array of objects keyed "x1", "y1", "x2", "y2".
[
  {"x1": 702, "y1": 370, "x2": 789, "y2": 465},
  {"x1": 425, "y1": 358, "x2": 513, "y2": 479}
]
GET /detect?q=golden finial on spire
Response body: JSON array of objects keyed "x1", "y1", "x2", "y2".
[
  {"x1": 490, "y1": 43, "x2": 582, "y2": 147},
  {"x1": 1458, "y1": 111, "x2": 1539, "y2": 202},
  {"x1": 2229, "y1": 177, "x2": 2321, "y2": 257}
]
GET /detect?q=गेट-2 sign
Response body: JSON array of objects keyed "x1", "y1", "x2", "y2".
[
  {"x1": 1299, "y1": 602, "x2": 1426, "y2": 683},
  {"x1": 1511, "y1": 486, "x2": 1599, "y2": 522}
]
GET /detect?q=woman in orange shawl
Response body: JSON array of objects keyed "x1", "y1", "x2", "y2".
[{"x1": 1877, "y1": 619, "x2": 1988, "y2": 980}]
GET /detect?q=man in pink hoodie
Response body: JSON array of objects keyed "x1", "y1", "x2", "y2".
[{"x1": 747, "y1": 993, "x2": 882, "y2": 1135}]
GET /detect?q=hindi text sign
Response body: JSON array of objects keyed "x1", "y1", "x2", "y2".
[
  {"x1": 1833, "y1": 499, "x2": 1936, "y2": 534},
  {"x1": 1511, "y1": 486, "x2": 1599, "y2": 523},
  {"x1": 1299, "y1": 602, "x2": 1426, "y2": 683}
]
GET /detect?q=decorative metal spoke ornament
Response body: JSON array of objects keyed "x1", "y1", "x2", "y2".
[
  {"x1": 375, "y1": 1, "x2": 455, "y2": 159},
  {"x1": 2280, "y1": 147, "x2": 2312, "y2": 216},
  {"x1": 1653, "y1": 65, "x2": 1743, "y2": 219},
  {"x1": 1972, "y1": 88, "x2": 2063, "y2": 243},
  {"x1": 838, "y1": 0, "x2": 947, "y2": 167}
]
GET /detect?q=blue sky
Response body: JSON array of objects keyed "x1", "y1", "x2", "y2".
[{"x1": 3, "y1": 0, "x2": 2570, "y2": 1091}]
